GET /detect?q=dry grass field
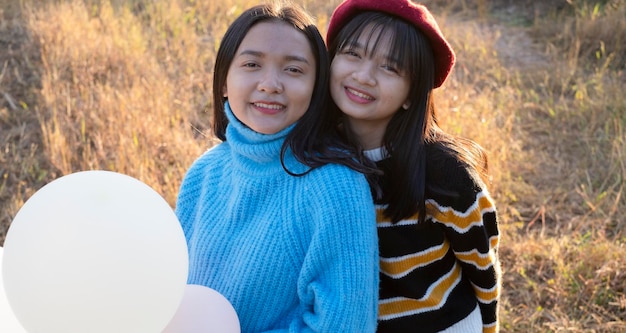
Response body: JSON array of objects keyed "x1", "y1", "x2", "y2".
[{"x1": 0, "y1": 0, "x2": 624, "y2": 331}]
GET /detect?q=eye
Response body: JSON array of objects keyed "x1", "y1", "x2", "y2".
[
  {"x1": 285, "y1": 66, "x2": 304, "y2": 74},
  {"x1": 340, "y1": 48, "x2": 361, "y2": 58},
  {"x1": 382, "y1": 64, "x2": 399, "y2": 74},
  {"x1": 242, "y1": 61, "x2": 260, "y2": 69}
]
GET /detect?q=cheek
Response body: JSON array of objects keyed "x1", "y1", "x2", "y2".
[
  {"x1": 330, "y1": 60, "x2": 348, "y2": 80},
  {"x1": 224, "y1": 70, "x2": 248, "y2": 98},
  {"x1": 293, "y1": 84, "x2": 315, "y2": 118},
  {"x1": 329, "y1": 73, "x2": 338, "y2": 93},
  {"x1": 329, "y1": 67, "x2": 343, "y2": 95},
  {"x1": 388, "y1": 80, "x2": 410, "y2": 106},
  {"x1": 296, "y1": 76, "x2": 316, "y2": 101}
]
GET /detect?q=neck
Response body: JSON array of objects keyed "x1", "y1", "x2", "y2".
[{"x1": 345, "y1": 117, "x2": 387, "y2": 150}]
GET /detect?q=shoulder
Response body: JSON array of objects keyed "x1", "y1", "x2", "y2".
[
  {"x1": 176, "y1": 143, "x2": 230, "y2": 215},
  {"x1": 300, "y1": 164, "x2": 377, "y2": 243},
  {"x1": 308, "y1": 163, "x2": 370, "y2": 190},
  {"x1": 186, "y1": 143, "x2": 229, "y2": 172},
  {"x1": 425, "y1": 143, "x2": 490, "y2": 208},
  {"x1": 302, "y1": 163, "x2": 373, "y2": 208},
  {"x1": 179, "y1": 143, "x2": 230, "y2": 190},
  {"x1": 426, "y1": 143, "x2": 484, "y2": 189},
  {"x1": 197, "y1": 142, "x2": 230, "y2": 163}
]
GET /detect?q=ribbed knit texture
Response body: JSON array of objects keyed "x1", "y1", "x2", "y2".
[
  {"x1": 370, "y1": 146, "x2": 500, "y2": 333},
  {"x1": 175, "y1": 102, "x2": 379, "y2": 333}
]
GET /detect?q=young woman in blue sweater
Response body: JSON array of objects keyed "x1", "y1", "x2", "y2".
[
  {"x1": 326, "y1": 0, "x2": 501, "y2": 332},
  {"x1": 175, "y1": 3, "x2": 379, "y2": 332}
]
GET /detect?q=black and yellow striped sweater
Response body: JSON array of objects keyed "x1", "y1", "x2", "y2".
[{"x1": 371, "y1": 150, "x2": 500, "y2": 333}]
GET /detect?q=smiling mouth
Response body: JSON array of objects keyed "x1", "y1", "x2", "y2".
[
  {"x1": 346, "y1": 87, "x2": 374, "y2": 102},
  {"x1": 253, "y1": 102, "x2": 285, "y2": 114},
  {"x1": 254, "y1": 102, "x2": 284, "y2": 109}
]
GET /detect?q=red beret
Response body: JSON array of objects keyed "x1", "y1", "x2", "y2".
[{"x1": 327, "y1": 0, "x2": 455, "y2": 88}]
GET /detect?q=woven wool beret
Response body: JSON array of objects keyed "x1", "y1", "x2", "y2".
[{"x1": 327, "y1": 0, "x2": 456, "y2": 88}]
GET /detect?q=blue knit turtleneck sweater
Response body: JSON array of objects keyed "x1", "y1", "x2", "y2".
[{"x1": 175, "y1": 102, "x2": 379, "y2": 332}]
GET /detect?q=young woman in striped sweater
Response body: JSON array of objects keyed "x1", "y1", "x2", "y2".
[{"x1": 326, "y1": 0, "x2": 501, "y2": 332}]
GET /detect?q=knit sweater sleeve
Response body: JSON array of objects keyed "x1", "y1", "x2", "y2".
[
  {"x1": 427, "y1": 160, "x2": 501, "y2": 333},
  {"x1": 292, "y1": 166, "x2": 379, "y2": 333}
]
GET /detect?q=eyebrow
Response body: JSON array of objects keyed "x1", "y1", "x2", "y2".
[
  {"x1": 238, "y1": 50, "x2": 311, "y2": 65},
  {"x1": 344, "y1": 41, "x2": 400, "y2": 64}
]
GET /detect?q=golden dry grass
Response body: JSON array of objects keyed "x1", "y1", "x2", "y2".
[{"x1": 0, "y1": 0, "x2": 624, "y2": 331}]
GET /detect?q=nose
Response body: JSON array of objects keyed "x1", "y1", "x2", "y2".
[
  {"x1": 351, "y1": 62, "x2": 376, "y2": 86},
  {"x1": 257, "y1": 68, "x2": 283, "y2": 94}
]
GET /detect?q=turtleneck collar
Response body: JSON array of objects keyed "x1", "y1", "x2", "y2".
[{"x1": 224, "y1": 101, "x2": 304, "y2": 175}]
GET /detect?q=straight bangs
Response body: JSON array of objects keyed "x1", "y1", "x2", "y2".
[{"x1": 331, "y1": 11, "x2": 435, "y2": 89}]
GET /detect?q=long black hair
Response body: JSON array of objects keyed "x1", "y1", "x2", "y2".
[
  {"x1": 212, "y1": 2, "x2": 375, "y2": 175},
  {"x1": 328, "y1": 11, "x2": 489, "y2": 222}
]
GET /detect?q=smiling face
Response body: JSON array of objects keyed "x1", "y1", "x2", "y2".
[
  {"x1": 223, "y1": 21, "x2": 316, "y2": 135},
  {"x1": 330, "y1": 25, "x2": 411, "y2": 149}
]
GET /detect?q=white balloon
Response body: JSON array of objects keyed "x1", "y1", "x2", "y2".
[
  {"x1": 2, "y1": 170, "x2": 189, "y2": 333},
  {"x1": 0, "y1": 247, "x2": 28, "y2": 333},
  {"x1": 162, "y1": 284, "x2": 240, "y2": 333}
]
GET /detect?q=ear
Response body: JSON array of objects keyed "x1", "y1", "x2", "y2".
[
  {"x1": 402, "y1": 101, "x2": 410, "y2": 110},
  {"x1": 222, "y1": 84, "x2": 228, "y2": 98}
]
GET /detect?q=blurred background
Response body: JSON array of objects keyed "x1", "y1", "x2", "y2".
[{"x1": 0, "y1": 0, "x2": 624, "y2": 331}]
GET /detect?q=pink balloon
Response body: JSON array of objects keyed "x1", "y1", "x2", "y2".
[{"x1": 162, "y1": 284, "x2": 240, "y2": 333}]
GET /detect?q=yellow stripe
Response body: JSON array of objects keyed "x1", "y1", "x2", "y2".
[
  {"x1": 380, "y1": 242, "x2": 450, "y2": 277},
  {"x1": 379, "y1": 263, "x2": 462, "y2": 318},
  {"x1": 478, "y1": 195, "x2": 495, "y2": 211},
  {"x1": 490, "y1": 235, "x2": 499, "y2": 249},
  {"x1": 474, "y1": 284, "x2": 499, "y2": 303},
  {"x1": 428, "y1": 202, "x2": 480, "y2": 230},
  {"x1": 375, "y1": 207, "x2": 388, "y2": 222},
  {"x1": 483, "y1": 322, "x2": 497, "y2": 333},
  {"x1": 427, "y1": 195, "x2": 495, "y2": 230},
  {"x1": 456, "y1": 250, "x2": 495, "y2": 269}
]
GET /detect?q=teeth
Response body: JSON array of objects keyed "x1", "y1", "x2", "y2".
[
  {"x1": 255, "y1": 102, "x2": 283, "y2": 110},
  {"x1": 347, "y1": 88, "x2": 373, "y2": 100}
]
